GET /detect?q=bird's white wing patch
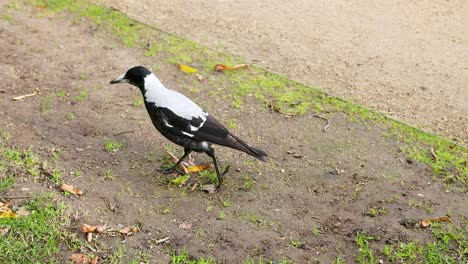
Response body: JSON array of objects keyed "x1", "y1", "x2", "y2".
[
  {"x1": 182, "y1": 131, "x2": 194, "y2": 137},
  {"x1": 163, "y1": 119, "x2": 173, "y2": 128}
]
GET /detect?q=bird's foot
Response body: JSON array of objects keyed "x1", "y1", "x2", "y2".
[
  {"x1": 157, "y1": 166, "x2": 185, "y2": 175},
  {"x1": 214, "y1": 165, "x2": 231, "y2": 189},
  {"x1": 221, "y1": 165, "x2": 230, "y2": 176}
]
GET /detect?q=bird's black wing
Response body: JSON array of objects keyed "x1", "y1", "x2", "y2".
[
  {"x1": 191, "y1": 115, "x2": 230, "y2": 145},
  {"x1": 155, "y1": 106, "x2": 267, "y2": 160},
  {"x1": 156, "y1": 107, "x2": 229, "y2": 143}
]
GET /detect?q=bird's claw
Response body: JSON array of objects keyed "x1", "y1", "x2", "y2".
[{"x1": 157, "y1": 166, "x2": 185, "y2": 175}]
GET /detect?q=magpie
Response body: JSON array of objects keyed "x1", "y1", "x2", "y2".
[{"x1": 110, "y1": 66, "x2": 267, "y2": 188}]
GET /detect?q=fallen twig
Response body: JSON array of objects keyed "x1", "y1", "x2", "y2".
[
  {"x1": 430, "y1": 148, "x2": 438, "y2": 160},
  {"x1": 267, "y1": 100, "x2": 296, "y2": 117},
  {"x1": 190, "y1": 183, "x2": 199, "y2": 192},
  {"x1": 313, "y1": 115, "x2": 331, "y2": 132},
  {"x1": 155, "y1": 237, "x2": 170, "y2": 244},
  {"x1": 1, "y1": 195, "x2": 31, "y2": 200},
  {"x1": 113, "y1": 130, "x2": 134, "y2": 136},
  {"x1": 12, "y1": 90, "x2": 38, "y2": 101}
]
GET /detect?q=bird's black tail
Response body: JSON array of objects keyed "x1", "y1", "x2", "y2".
[{"x1": 226, "y1": 132, "x2": 267, "y2": 161}]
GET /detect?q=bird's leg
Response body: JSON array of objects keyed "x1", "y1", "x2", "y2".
[
  {"x1": 206, "y1": 149, "x2": 223, "y2": 188},
  {"x1": 159, "y1": 148, "x2": 192, "y2": 175}
]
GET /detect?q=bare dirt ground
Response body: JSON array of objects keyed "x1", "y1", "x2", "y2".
[
  {"x1": 0, "y1": 2, "x2": 466, "y2": 263},
  {"x1": 98, "y1": 0, "x2": 468, "y2": 146}
]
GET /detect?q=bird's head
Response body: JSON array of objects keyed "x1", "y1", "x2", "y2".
[{"x1": 110, "y1": 66, "x2": 151, "y2": 90}]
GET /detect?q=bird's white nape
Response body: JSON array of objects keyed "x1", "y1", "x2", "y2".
[
  {"x1": 143, "y1": 74, "x2": 167, "y2": 100},
  {"x1": 142, "y1": 73, "x2": 209, "y2": 124}
]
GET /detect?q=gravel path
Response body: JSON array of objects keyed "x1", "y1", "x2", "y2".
[{"x1": 98, "y1": 0, "x2": 468, "y2": 145}]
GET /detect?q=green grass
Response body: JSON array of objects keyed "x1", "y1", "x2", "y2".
[
  {"x1": 103, "y1": 168, "x2": 117, "y2": 181},
  {"x1": 0, "y1": 146, "x2": 40, "y2": 178},
  {"x1": 198, "y1": 169, "x2": 219, "y2": 186},
  {"x1": 358, "y1": 224, "x2": 467, "y2": 264},
  {"x1": 0, "y1": 176, "x2": 15, "y2": 193},
  {"x1": 25, "y1": 0, "x2": 467, "y2": 189},
  {"x1": 1, "y1": 13, "x2": 16, "y2": 23},
  {"x1": 0, "y1": 194, "x2": 67, "y2": 263},
  {"x1": 104, "y1": 138, "x2": 125, "y2": 154},
  {"x1": 355, "y1": 232, "x2": 375, "y2": 264},
  {"x1": 0, "y1": 137, "x2": 86, "y2": 263},
  {"x1": 40, "y1": 95, "x2": 52, "y2": 113},
  {"x1": 243, "y1": 258, "x2": 291, "y2": 264},
  {"x1": 171, "y1": 249, "x2": 215, "y2": 264}
]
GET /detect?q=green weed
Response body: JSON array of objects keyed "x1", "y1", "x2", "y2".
[
  {"x1": 103, "y1": 169, "x2": 116, "y2": 181},
  {"x1": 67, "y1": 112, "x2": 75, "y2": 120},
  {"x1": 1, "y1": 130, "x2": 11, "y2": 141},
  {"x1": 289, "y1": 239, "x2": 304, "y2": 248},
  {"x1": 365, "y1": 207, "x2": 388, "y2": 217},
  {"x1": 133, "y1": 97, "x2": 143, "y2": 107},
  {"x1": 78, "y1": 72, "x2": 89, "y2": 80},
  {"x1": 227, "y1": 119, "x2": 238, "y2": 129},
  {"x1": 312, "y1": 224, "x2": 320, "y2": 236},
  {"x1": 56, "y1": 90, "x2": 66, "y2": 98},
  {"x1": 75, "y1": 90, "x2": 87, "y2": 102},
  {"x1": 104, "y1": 138, "x2": 125, "y2": 154}
]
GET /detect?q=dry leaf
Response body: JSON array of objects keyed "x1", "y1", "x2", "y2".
[
  {"x1": 119, "y1": 226, "x2": 139, "y2": 235},
  {"x1": 179, "y1": 64, "x2": 197, "y2": 74},
  {"x1": 81, "y1": 223, "x2": 98, "y2": 233},
  {"x1": 0, "y1": 225, "x2": 11, "y2": 236},
  {"x1": 0, "y1": 201, "x2": 11, "y2": 211},
  {"x1": 119, "y1": 226, "x2": 130, "y2": 234},
  {"x1": 419, "y1": 216, "x2": 452, "y2": 228},
  {"x1": 200, "y1": 184, "x2": 217, "y2": 194},
  {"x1": 16, "y1": 207, "x2": 31, "y2": 217},
  {"x1": 178, "y1": 221, "x2": 192, "y2": 230},
  {"x1": 70, "y1": 253, "x2": 90, "y2": 264},
  {"x1": 186, "y1": 164, "x2": 214, "y2": 173},
  {"x1": 60, "y1": 183, "x2": 83, "y2": 196},
  {"x1": 171, "y1": 174, "x2": 190, "y2": 185},
  {"x1": 0, "y1": 202, "x2": 16, "y2": 218},
  {"x1": 96, "y1": 225, "x2": 107, "y2": 233},
  {"x1": 419, "y1": 219, "x2": 431, "y2": 228},
  {"x1": 91, "y1": 256, "x2": 99, "y2": 264},
  {"x1": 0, "y1": 211, "x2": 17, "y2": 218},
  {"x1": 36, "y1": 5, "x2": 46, "y2": 11},
  {"x1": 214, "y1": 64, "x2": 249, "y2": 72}
]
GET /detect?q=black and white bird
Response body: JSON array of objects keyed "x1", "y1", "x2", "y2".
[{"x1": 110, "y1": 66, "x2": 267, "y2": 188}]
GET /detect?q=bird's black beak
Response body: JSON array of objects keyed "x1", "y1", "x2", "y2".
[{"x1": 110, "y1": 73, "x2": 128, "y2": 84}]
